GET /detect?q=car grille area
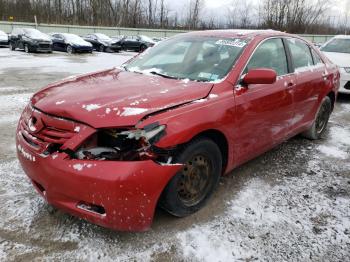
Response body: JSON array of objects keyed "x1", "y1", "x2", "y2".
[
  {"x1": 18, "y1": 106, "x2": 78, "y2": 155},
  {"x1": 39, "y1": 43, "x2": 50, "y2": 48}
]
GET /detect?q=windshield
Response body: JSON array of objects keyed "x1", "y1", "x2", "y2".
[
  {"x1": 140, "y1": 35, "x2": 154, "y2": 42},
  {"x1": 95, "y1": 33, "x2": 111, "y2": 41},
  {"x1": 321, "y1": 38, "x2": 350, "y2": 54},
  {"x1": 125, "y1": 36, "x2": 249, "y2": 82},
  {"x1": 23, "y1": 28, "x2": 49, "y2": 39}
]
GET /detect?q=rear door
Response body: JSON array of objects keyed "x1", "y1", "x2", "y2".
[
  {"x1": 233, "y1": 37, "x2": 296, "y2": 165},
  {"x1": 285, "y1": 38, "x2": 327, "y2": 129}
]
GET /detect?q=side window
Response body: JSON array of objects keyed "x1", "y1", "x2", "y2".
[
  {"x1": 286, "y1": 38, "x2": 314, "y2": 70},
  {"x1": 311, "y1": 49, "x2": 324, "y2": 65},
  {"x1": 246, "y1": 38, "x2": 288, "y2": 76}
]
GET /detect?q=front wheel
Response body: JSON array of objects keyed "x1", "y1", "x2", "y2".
[
  {"x1": 302, "y1": 96, "x2": 332, "y2": 140},
  {"x1": 99, "y1": 45, "x2": 105, "y2": 52},
  {"x1": 24, "y1": 44, "x2": 30, "y2": 53},
  {"x1": 66, "y1": 45, "x2": 74, "y2": 54},
  {"x1": 9, "y1": 42, "x2": 15, "y2": 51},
  {"x1": 139, "y1": 44, "x2": 147, "y2": 52},
  {"x1": 160, "y1": 138, "x2": 222, "y2": 217}
]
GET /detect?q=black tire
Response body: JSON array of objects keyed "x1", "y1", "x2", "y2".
[
  {"x1": 99, "y1": 45, "x2": 105, "y2": 52},
  {"x1": 52, "y1": 43, "x2": 59, "y2": 51},
  {"x1": 66, "y1": 45, "x2": 74, "y2": 54},
  {"x1": 9, "y1": 42, "x2": 15, "y2": 51},
  {"x1": 139, "y1": 44, "x2": 147, "y2": 52},
  {"x1": 302, "y1": 96, "x2": 332, "y2": 140},
  {"x1": 24, "y1": 44, "x2": 30, "y2": 53},
  {"x1": 160, "y1": 138, "x2": 222, "y2": 217}
]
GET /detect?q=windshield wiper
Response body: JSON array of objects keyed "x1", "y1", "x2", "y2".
[{"x1": 149, "y1": 71, "x2": 178, "y2": 79}]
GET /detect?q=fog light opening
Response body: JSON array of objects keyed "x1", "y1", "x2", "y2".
[{"x1": 77, "y1": 201, "x2": 106, "y2": 216}]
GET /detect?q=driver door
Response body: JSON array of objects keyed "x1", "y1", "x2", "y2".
[{"x1": 233, "y1": 38, "x2": 296, "y2": 165}]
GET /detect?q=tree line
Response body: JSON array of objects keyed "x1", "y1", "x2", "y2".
[{"x1": 0, "y1": 0, "x2": 348, "y2": 34}]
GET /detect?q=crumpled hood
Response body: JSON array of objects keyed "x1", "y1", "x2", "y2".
[
  {"x1": 323, "y1": 52, "x2": 350, "y2": 67},
  {"x1": 31, "y1": 68, "x2": 213, "y2": 128}
]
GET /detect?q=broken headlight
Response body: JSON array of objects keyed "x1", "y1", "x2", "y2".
[{"x1": 74, "y1": 124, "x2": 166, "y2": 161}]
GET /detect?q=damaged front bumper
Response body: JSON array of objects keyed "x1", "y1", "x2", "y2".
[{"x1": 16, "y1": 107, "x2": 182, "y2": 231}]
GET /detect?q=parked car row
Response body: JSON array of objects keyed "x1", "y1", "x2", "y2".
[
  {"x1": 0, "y1": 28, "x2": 158, "y2": 54},
  {"x1": 0, "y1": 30, "x2": 9, "y2": 46}
]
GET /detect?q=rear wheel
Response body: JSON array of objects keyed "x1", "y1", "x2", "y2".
[
  {"x1": 160, "y1": 138, "x2": 222, "y2": 217},
  {"x1": 302, "y1": 96, "x2": 332, "y2": 140}
]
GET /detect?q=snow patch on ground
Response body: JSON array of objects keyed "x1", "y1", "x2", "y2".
[
  {"x1": 317, "y1": 145, "x2": 348, "y2": 159},
  {"x1": 317, "y1": 125, "x2": 350, "y2": 159},
  {"x1": 177, "y1": 170, "x2": 350, "y2": 261}
]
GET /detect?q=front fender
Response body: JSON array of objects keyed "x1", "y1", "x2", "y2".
[{"x1": 138, "y1": 91, "x2": 236, "y2": 170}]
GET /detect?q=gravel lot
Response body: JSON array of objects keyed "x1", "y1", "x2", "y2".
[{"x1": 0, "y1": 48, "x2": 349, "y2": 261}]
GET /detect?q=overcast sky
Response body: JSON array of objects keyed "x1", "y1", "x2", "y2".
[{"x1": 167, "y1": 0, "x2": 350, "y2": 23}]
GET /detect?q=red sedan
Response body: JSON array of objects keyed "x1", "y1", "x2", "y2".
[{"x1": 16, "y1": 30, "x2": 339, "y2": 231}]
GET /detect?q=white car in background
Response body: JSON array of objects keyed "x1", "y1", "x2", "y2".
[
  {"x1": 0, "y1": 30, "x2": 9, "y2": 46},
  {"x1": 320, "y1": 35, "x2": 350, "y2": 94}
]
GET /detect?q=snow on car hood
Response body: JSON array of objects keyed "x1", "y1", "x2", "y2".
[
  {"x1": 64, "y1": 35, "x2": 92, "y2": 47},
  {"x1": 31, "y1": 68, "x2": 213, "y2": 128},
  {"x1": 102, "y1": 39, "x2": 119, "y2": 46},
  {"x1": 322, "y1": 51, "x2": 350, "y2": 67},
  {"x1": 71, "y1": 39, "x2": 92, "y2": 46}
]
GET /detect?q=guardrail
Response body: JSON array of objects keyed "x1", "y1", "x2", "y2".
[
  {"x1": 0, "y1": 21, "x2": 187, "y2": 37},
  {"x1": 0, "y1": 21, "x2": 335, "y2": 43}
]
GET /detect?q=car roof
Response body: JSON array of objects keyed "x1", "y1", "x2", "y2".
[{"x1": 182, "y1": 29, "x2": 291, "y2": 38}]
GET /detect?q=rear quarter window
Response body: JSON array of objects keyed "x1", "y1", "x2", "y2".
[
  {"x1": 286, "y1": 38, "x2": 314, "y2": 71},
  {"x1": 311, "y1": 49, "x2": 324, "y2": 65}
]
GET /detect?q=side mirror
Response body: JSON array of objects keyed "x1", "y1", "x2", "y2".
[{"x1": 242, "y1": 68, "x2": 277, "y2": 85}]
